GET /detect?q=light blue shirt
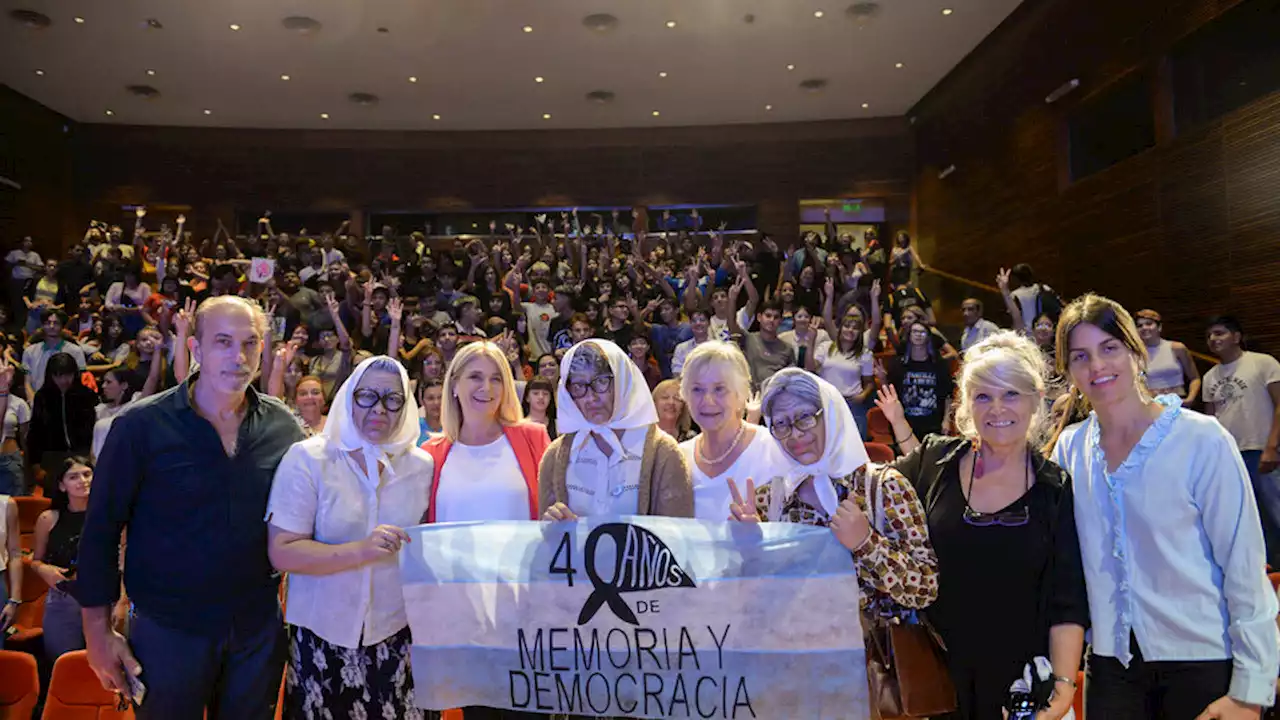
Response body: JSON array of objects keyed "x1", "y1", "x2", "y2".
[{"x1": 1053, "y1": 395, "x2": 1279, "y2": 706}]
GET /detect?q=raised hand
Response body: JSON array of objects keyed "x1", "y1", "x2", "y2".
[
  {"x1": 363, "y1": 278, "x2": 376, "y2": 301},
  {"x1": 534, "y1": 213, "x2": 547, "y2": 225},
  {"x1": 135, "y1": 207, "x2": 147, "y2": 219},
  {"x1": 871, "y1": 279, "x2": 881, "y2": 298},
  {"x1": 388, "y1": 297, "x2": 403, "y2": 323},
  {"x1": 824, "y1": 275, "x2": 836, "y2": 300},
  {"x1": 745, "y1": 390, "x2": 762, "y2": 423},
  {"x1": 174, "y1": 298, "x2": 196, "y2": 337},
  {"x1": 323, "y1": 290, "x2": 341, "y2": 319},
  {"x1": 996, "y1": 268, "x2": 1012, "y2": 293},
  {"x1": 176, "y1": 214, "x2": 186, "y2": 225},
  {"x1": 874, "y1": 382, "x2": 907, "y2": 428},
  {"x1": 726, "y1": 478, "x2": 760, "y2": 522}
]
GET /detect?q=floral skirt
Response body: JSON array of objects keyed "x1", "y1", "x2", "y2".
[{"x1": 284, "y1": 624, "x2": 439, "y2": 720}]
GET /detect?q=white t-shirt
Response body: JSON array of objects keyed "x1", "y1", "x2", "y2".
[
  {"x1": 813, "y1": 340, "x2": 875, "y2": 399},
  {"x1": 709, "y1": 307, "x2": 753, "y2": 342},
  {"x1": 523, "y1": 302, "x2": 556, "y2": 358},
  {"x1": 566, "y1": 428, "x2": 646, "y2": 517},
  {"x1": 3, "y1": 396, "x2": 31, "y2": 441},
  {"x1": 266, "y1": 436, "x2": 433, "y2": 648},
  {"x1": 680, "y1": 428, "x2": 786, "y2": 521},
  {"x1": 434, "y1": 436, "x2": 530, "y2": 522},
  {"x1": 22, "y1": 340, "x2": 88, "y2": 391},
  {"x1": 777, "y1": 329, "x2": 832, "y2": 354},
  {"x1": 670, "y1": 337, "x2": 702, "y2": 377},
  {"x1": 6, "y1": 249, "x2": 41, "y2": 280},
  {"x1": 1010, "y1": 285, "x2": 1047, "y2": 333},
  {"x1": 1203, "y1": 351, "x2": 1280, "y2": 452}
]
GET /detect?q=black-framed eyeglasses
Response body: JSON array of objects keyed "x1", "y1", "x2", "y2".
[
  {"x1": 768, "y1": 409, "x2": 823, "y2": 440},
  {"x1": 566, "y1": 375, "x2": 614, "y2": 399},
  {"x1": 352, "y1": 389, "x2": 406, "y2": 412}
]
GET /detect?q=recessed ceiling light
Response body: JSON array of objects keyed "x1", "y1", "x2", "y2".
[
  {"x1": 34, "y1": 69, "x2": 44, "y2": 76},
  {"x1": 658, "y1": 71, "x2": 668, "y2": 78},
  {"x1": 814, "y1": 10, "x2": 826, "y2": 18},
  {"x1": 787, "y1": 64, "x2": 796, "y2": 71},
  {"x1": 665, "y1": 20, "x2": 677, "y2": 28},
  {"x1": 145, "y1": 18, "x2": 163, "y2": 29},
  {"x1": 146, "y1": 69, "x2": 156, "y2": 76},
  {"x1": 765, "y1": 104, "x2": 773, "y2": 110},
  {"x1": 73, "y1": 16, "x2": 84, "y2": 24},
  {"x1": 861, "y1": 102, "x2": 870, "y2": 108},
  {"x1": 229, "y1": 23, "x2": 241, "y2": 30},
  {"x1": 895, "y1": 62, "x2": 904, "y2": 69},
  {"x1": 320, "y1": 113, "x2": 329, "y2": 119},
  {"x1": 542, "y1": 113, "x2": 552, "y2": 119},
  {"x1": 652, "y1": 110, "x2": 661, "y2": 117},
  {"x1": 522, "y1": 25, "x2": 533, "y2": 33},
  {"x1": 280, "y1": 74, "x2": 290, "y2": 81},
  {"x1": 534, "y1": 76, "x2": 544, "y2": 83},
  {"x1": 432, "y1": 114, "x2": 441, "y2": 120},
  {"x1": 408, "y1": 76, "x2": 418, "y2": 83},
  {"x1": 203, "y1": 109, "x2": 212, "y2": 115},
  {"x1": 104, "y1": 109, "x2": 114, "y2": 116},
  {"x1": 942, "y1": 8, "x2": 954, "y2": 15}
]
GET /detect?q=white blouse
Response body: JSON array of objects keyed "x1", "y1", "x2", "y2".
[
  {"x1": 680, "y1": 428, "x2": 786, "y2": 520},
  {"x1": 566, "y1": 428, "x2": 646, "y2": 517},
  {"x1": 266, "y1": 435, "x2": 433, "y2": 649},
  {"x1": 434, "y1": 436, "x2": 529, "y2": 522}
]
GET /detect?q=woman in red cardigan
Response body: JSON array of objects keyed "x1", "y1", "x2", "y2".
[{"x1": 422, "y1": 341, "x2": 549, "y2": 523}]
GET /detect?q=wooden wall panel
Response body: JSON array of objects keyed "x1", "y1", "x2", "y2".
[
  {"x1": 70, "y1": 119, "x2": 914, "y2": 248},
  {"x1": 912, "y1": 0, "x2": 1280, "y2": 356},
  {"x1": 0, "y1": 85, "x2": 76, "y2": 256}
]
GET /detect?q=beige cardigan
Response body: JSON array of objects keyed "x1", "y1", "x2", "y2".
[{"x1": 537, "y1": 425, "x2": 694, "y2": 517}]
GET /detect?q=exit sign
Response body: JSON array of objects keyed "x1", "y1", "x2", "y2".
[{"x1": 842, "y1": 202, "x2": 862, "y2": 213}]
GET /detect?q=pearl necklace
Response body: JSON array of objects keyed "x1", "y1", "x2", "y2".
[{"x1": 697, "y1": 423, "x2": 748, "y2": 466}]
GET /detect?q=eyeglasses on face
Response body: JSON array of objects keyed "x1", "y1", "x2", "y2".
[
  {"x1": 566, "y1": 375, "x2": 614, "y2": 399},
  {"x1": 768, "y1": 409, "x2": 823, "y2": 440},
  {"x1": 352, "y1": 388, "x2": 406, "y2": 412}
]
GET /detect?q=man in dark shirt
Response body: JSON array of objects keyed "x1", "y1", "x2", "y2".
[{"x1": 78, "y1": 296, "x2": 304, "y2": 719}]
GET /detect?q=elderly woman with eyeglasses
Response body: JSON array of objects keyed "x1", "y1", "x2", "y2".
[
  {"x1": 267, "y1": 356, "x2": 436, "y2": 719},
  {"x1": 540, "y1": 340, "x2": 692, "y2": 520},
  {"x1": 876, "y1": 331, "x2": 1088, "y2": 720},
  {"x1": 727, "y1": 367, "x2": 937, "y2": 615}
]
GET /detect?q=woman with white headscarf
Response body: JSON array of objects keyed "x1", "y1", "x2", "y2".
[
  {"x1": 266, "y1": 355, "x2": 436, "y2": 720},
  {"x1": 728, "y1": 367, "x2": 938, "y2": 614},
  {"x1": 541, "y1": 340, "x2": 693, "y2": 519}
]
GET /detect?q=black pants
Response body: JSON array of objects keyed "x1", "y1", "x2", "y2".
[
  {"x1": 1087, "y1": 637, "x2": 1232, "y2": 720},
  {"x1": 129, "y1": 608, "x2": 287, "y2": 720}
]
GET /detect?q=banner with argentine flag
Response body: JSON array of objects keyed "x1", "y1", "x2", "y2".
[{"x1": 401, "y1": 517, "x2": 868, "y2": 719}]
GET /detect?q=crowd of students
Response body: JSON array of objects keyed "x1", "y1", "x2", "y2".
[{"x1": 1, "y1": 207, "x2": 1279, "y2": 720}]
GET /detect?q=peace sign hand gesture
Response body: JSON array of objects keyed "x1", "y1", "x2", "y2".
[{"x1": 727, "y1": 478, "x2": 761, "y2": 523}]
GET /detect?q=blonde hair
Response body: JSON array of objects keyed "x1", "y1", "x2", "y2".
[
  {"x1": 954, "y1": 331, "x2": 1050, "y2": 449},
  {"x1": 679, "y1": 341, "x2": 751, "y2": 412},
  {"x1": 652, "y1": 379, "x2": 692, "y2": 438},
  {"x1": 440, "y1": 341, "x2": 524, "y2": 441}
]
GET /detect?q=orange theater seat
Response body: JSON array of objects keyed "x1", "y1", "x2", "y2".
[
  {"x1": 442, "y1": 710, "x2": 464, "y2": 720},
  {"x1": 0, "y1": 649, "x2": 39, "y2": 720},
  {"x1": 866, "y1": 407, "x2": 895, "y2": 446},
  {"x1": 41, "y1": 650, "x2": 134, "y2": 719},
  {"x1": 865, "y1": 442, "x2": 895, "y2": 464},
  {"x1": 16, "y1": 496, "x2": 52, "y2": 551}
]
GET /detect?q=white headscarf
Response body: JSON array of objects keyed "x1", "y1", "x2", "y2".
[
  {"x1": 557, "y1": 340, "x2": 659, "y2": 457},
  {"x1": 322, "y1": 355, "x2": 422, "y2": 485},
  {"x1": 760, "y1": 368, "x2": 870, "y2": 520}
]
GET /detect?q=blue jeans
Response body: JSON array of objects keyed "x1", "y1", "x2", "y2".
[
  {"x1": 846, "y1": 396, "x2": 870, "y2": 442},
  {"x1": 1241, "y1": 450, "x2": 1280, "y2": 567},
  {"x1": 42, "y1": 587, "x2": 86, "y2": 663},
  {"x1": 128, "y1": 608, "x2": 286, "y2": 720},
  {"x1": 0, "y1": 451, "x2": 24, "y2": 496}
]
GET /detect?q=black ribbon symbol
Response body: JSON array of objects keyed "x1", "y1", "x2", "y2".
[{"x1": 578, "y1": 524, "x2": 640, "y2": 626}]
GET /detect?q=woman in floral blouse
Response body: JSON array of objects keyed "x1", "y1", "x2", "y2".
[{"x1": 727, "y1": 367, "x2": 938, "y2": 614}]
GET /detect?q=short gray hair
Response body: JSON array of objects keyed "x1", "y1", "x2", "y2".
[
  {"x1": 760, "y1": 368, "x2": 823, "y2": 421},
  {"x1": 679, "y1": 341, "x2": 751, "y2": 409},
  {"x1": 567, "y1": 341, "x2": 610, "y2": 377},
  {"x1": 193, "y1": 296, "x2": 267, "y2": 341}
]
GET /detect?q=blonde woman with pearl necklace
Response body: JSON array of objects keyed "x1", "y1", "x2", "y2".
[{"x1": 677, "y1": 341, "x2": 786, "y2": 519}]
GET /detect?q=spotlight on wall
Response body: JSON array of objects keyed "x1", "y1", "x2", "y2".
[
  {"x1": 938, "y1": 164, "x2": 957, "y2": 180},
  {"x1": 1045, "y1": 78, "x2": 1080, "y2": 104}
]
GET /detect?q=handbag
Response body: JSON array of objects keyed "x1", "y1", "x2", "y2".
[{"x1": 860, "y1": 466, "x2": 956, "y2": 719}]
